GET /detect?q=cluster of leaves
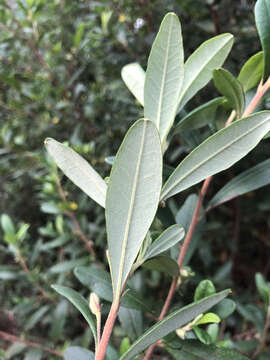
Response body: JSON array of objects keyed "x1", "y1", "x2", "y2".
[{"x1": 1, "y1": 0, "x2": 270, "y2": 359}]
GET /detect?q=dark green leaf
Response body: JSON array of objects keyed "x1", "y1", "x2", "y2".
[
  {"x1": 238, "y1": 52, "x2": 264, "y2": 92},
  {"x1": 142, "y1": 256, "x2": 179, "y2": 276},
  {"x1": 194, "y1": 280, "x2": 216, "y2": 302}
]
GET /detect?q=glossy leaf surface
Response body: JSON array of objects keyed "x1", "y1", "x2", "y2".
[
  {"x1": 106, "y1": 119, "x2": 162, "y2": 301},
  {"x1": 238, "y1": 52, "x2": 264, "y2": 92},
  {"x1": 121, "y1": 63, "x2": 145, "y2": 106},
  {"x1": 208, "y1": 158, "x2": 270, "y2": 210},
  {"x1": 120, "y1": 290, "x2": 230, "y2": 360},
  {"x1": 213, "y1": 68, "x2": 245, "y2": 118},
  {"x1": 52, "y1": 285, "x2": 97, "y2": 345},
  {"x1": 161, "y1": 111, "x2": 270, "y2": 201},
  {"x1": 177, "y1": 33, "x2": 234, "y2": 111},
  {"x1": 255, "y1": 0, "x2": 270, "y2": 80},
  {"x1": 144, "y1": 13, "x2": 184, "y2": 144},
  {"x1": 45, "y1": 138, "x2": 107, "y2": 208}
]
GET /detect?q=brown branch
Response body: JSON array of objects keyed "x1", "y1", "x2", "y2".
[{"x1": 0, "y1": 330, "x2": 63, "y2": 358}]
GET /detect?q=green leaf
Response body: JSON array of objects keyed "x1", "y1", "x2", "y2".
[
  {"x1": 1, "y1": 214, "x2": 15, "y2": 235},
  {"x1": 49, "y1": 257, "x2": 89, "y2": 273},
  {"x1": 177, "y1": 33, "x2": 234, "y2": 111},
  {"x1": 194, "y1": 313, "x2": 220, "y2": 325},
  {"x1": 144, "y1": 225, "x2": 185, "y2": 260},
  {"x1": 120, "y1": 337, "x2": 131, "y2": 356},
  {"x1": 161, "y1": 111, "x2": 270, "y2": 201},
  {"x1": 213, "y1": 68, "x2": 245, "y2": 118},
  {"x1": 193, "y1": 326, "x2": 213, "y2": 345},
  {"x1": 167, "y1": 339, "x2": 251, "y2": 360},
  {"x1": 16, "y1": 223, "x2": 30, "y2": 241},
  {"x1": 212, "y1": 298, "x2": 236, "y2": 319},
  {"x1": 121, "y1": 63, "x2": 145, "y2": 106},
  {"x1": 238, "y1": 52, "x2": 264, "y2": 92},
  {"x1": 144, "y1": 12, "x2": 184, "y2": 144},
  {"x1": 255, "y1": 273, "x2": 270, "y2": 305},
  {"x1": 142, "y1": 256, "x2": 179, "y2": 276},
  {"x1": 44, "y1": 138, "x2": 107, "y2": 208},
  {"x1": 118, "y1": 307, "x2": 143, "y2": 341},
  {"x1": 194, "y1": 280, "x2": 216, "y2": 302},
  {"x1": 255, "y1": 0, "x2": 270, "y2": 80},
  {"x1": 52, "y1": 285, "x2": 97, "y2": 346},
  {"x1": 74, "y1": 265, "x2": 151, "y2": 312},
  {"x1": 208, "y1": 159, "x2": 270, "y2": 210},
  {"x1": 106, "y1": 119, "x2": 162, "y2": 302},
  {"x1": 119, "y1": 290, "x2": 230, "y2": 360},
  {"x1": 64, "y1": 346, "x2": 94, "y2": 360},
  {"x1": 174, "y1": 97, "x2": 224, "y2": 133}
]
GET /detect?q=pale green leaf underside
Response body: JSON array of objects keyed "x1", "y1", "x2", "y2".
[
  {"x1": 161, "y1": 111, "x2": 270, "y2": 201},
  {"x1": 45, "y1": 138, "x2": 107, "y2": 208},
  {"x1": 213, "y1": 68, "x2": 245, "y2": 118},
  {"x1": 120, "y1": 290, "x2": 230, "y2": 360},
  {"x1": 52, "y1": 285, "x2": 97, "y2": 346},
  {"x1": 64, "y1": 347, "x2": 94, "y2": 360},
  {"x1": 238, "y1": 51, "x2": 264, "y2": 92},
  {"x1": 106, "y1": 119, "x2": 162, "y2": 301},
  {"x1": 255, "y1": 0, "x2": 270, "y2": 80},
  {"x1": 208, "y1": 158, "x2": 270, "y2": 210},
  {"x1": 121, "y1": 62, "x2": 145, "y2": 106},
  {"x1": 144, "y1": 224, "x2": 185, "y2": 260},
  {"x1": 144, "y1": 12, "x2": 184, "y2": 144},
  {"x1": 177, "y1": 33, "x2": 234, "y2": 111}
]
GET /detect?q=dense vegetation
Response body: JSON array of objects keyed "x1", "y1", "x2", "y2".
[{"x1": 1, "y1": 1, "x2": 270, "y2": 359}]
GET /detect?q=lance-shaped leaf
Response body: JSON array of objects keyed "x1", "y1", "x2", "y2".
[
  {"x1": 45, "y1": 138, "x2": 107, "y2": 208},
  {"x1": 106, "y1": 119, "x2": 162, "y2": 302},
  {"x1": 238, "y1": 52, "x2": 264, "y2": 92},
  {"x1": 213, "y1": 68, "x2": 245, "y2": 119},
  {"x1": 174, "y1": 97, "x2": 224, "y2": 133},
  {"x1": 177, "y1": 33, "x2": 234, "y2": 112},
  {"x1": 143, "y1": 225, "x2": 184, "y2": 260},
  {"x1": 121, "y1": 63, "x2": 145, "y2": 106},
  {"x1": 161, "y1": 111, "x2": 270, "y2": 201},
  {"x1": 52, "y1": 285, "x2": 97, "y2": 346},
  {"x1": 255, "y1": 0, "x2": 270, "y2": 80},
  {"x1": 119, "y1": 290, "x2": 230, "y2": 360},
  {"x1": 208, "y1": 158, "x2": 270, "y2": 210},
  {"x1": 144, "y1": 12, "x2": 184, "y2": 144}
]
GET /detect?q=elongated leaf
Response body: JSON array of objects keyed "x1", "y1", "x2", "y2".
[
  {"x1": 208, "y1": 158, "x2": 270, "y2": 210},
  {"x1": 144, "y1": 12, "x2": 184, "y2": 144},
  {"x1": 177, "y1": 33, "x2": 234, "y2": 111},
  {"x1": 45, "y1": 138, "x2": 107, "y2": 208},
  {"x1": 166, "y1": 339, "x2": 250, "y2": 360},
  {"x1": 118, "y1": 307, "x2": 143, "y2": 341},
  {"x1": 119, "y1": 290, "x2": 230, "y2": 360},
  {"x1": 142, "y1": 256, "x2": 179, "y2": 276},
  {"x1": 64, "y1": 347, "x2": 94, "y2": 360},
  {"x1": 238, "y1": 52, "x2": 264, "y2": 92},
  {"x1": 106, "y1": 119, "x2": 162, "y2": 301},
  {"x1": 49, "y1": 257, "x2": 88, "y2": 273},
  {"x1": 75, "y1": 266, "x2": 152, "y2": 312},
  {"x1": 174, "y1": 97, "x2": 224, "y2": 133},
  {"x1": 121, "y1": 63, "x2": 145, "y2": 105},
  {"x1": 52, "y1": 285, "x2": 97, "y2": 346},
  {"x1": 144, "y1": 225, "x2": 184, "y2": 260},
  {"x1": 213, "y1": 68, "x2": 245, "y2": 118},
  {"x1": 161, "y1": 111, "x2": 270, "y2": 201},
  {"x1": 255, "y1": 0, "x2": 270, "y2": 80}
]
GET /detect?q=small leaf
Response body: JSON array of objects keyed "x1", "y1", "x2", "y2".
[
  {"x1": 177, "y1": 33, "x2": 234, "y2": 111},
  {"x1": 119, "y1": 290, "x2": 230, "y2": 360},
  {"x1": 121, "y1": 63, "x2": 145, "y2": 105},
  {"x1": 45, "y1": 138, "x2": 107, "y2": 208},
  {"x1": 1, "y1": 214, "x2": 15, "y2": 235},
  {"x1": 208, "y1": 158, "x2": 270, "y2": 210},
  {"x1": 213, "y1": 68, "x2": 245, "y2": 118},
  {"x1": 212, "y1": 298, "x2": 236, "y2": 319},
  {"x1": 255, "y1": 0, "x2": 270, "y2": 80},
  {"x1": 174, "y1": 97, "x2": 224, "y2": 133},
  {"x1": 161, "y1": 111, "x2": 270, "y2": 201},
  {"x1": 142, "y1": 256, "x2": 179, "y2": 276},
  {"x1": 49, "y1": 257, "x2": 88, "y2": 273},
  {"x1": 52, "y1": 285, "x2": 97, "y2": 346},
  {"x1": 194, "y1": 313, "x2": 220, "y2": 325},
  {"x1": 64, "y1": 346, "x2": 94, "y2": 360},
  {"x1": 193, "y1": 326, "x2": 213, "y2": 345},
  {"x1": 255, "y1": 273, "x2": 270, "y2": 305},
  {"x1": 144, "y1": 225, "x2": 185, "y2": 260},
  {"x1": 144, "y1": 12, "x2": 184, "y2": 144},
  {"x1": 118, "y1": 307, "x2": 143, "y2": 341},
  {"x1": 238, "y1": 52, "x2": 264, "y2": 92},
  {"x1": 106, "y1": 119, "x2": 162, "y2": 302},
  {"x1": 16, "y1": 224, "x2": 30, "y2": 241},
  {"x1": 194, "y1": 280, "x2": 216, "y2": 302}
]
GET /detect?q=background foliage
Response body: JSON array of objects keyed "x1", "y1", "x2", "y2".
[{"x1": 1, "y1": 0, "x2": 270, "y2": 359}]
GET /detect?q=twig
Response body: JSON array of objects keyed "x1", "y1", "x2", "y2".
[
  {"x1": 0, "y1": 330, "x2": 63, "y2": 358},
  {"x1": 253, "y1": 306, "x2": 270, "y2": 358}
]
